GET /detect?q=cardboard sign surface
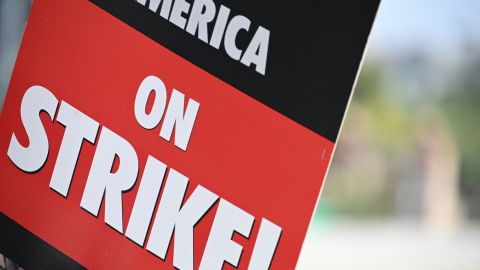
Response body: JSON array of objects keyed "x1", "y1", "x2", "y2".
[{"x1": 0, "y1": 0, "x2": 379, "y2": 269}]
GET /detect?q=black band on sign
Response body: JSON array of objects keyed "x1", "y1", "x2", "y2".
[
  {"x1": 89, "y1": 0, "x2": 379, "y2": 142},
  {"x1": 0, "y1": 213, "x2": 85, "y2": 270}
]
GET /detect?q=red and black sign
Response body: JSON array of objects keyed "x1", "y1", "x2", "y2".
[{"x1": 0, "y1": 0, "x2": 379, "y2": 269}]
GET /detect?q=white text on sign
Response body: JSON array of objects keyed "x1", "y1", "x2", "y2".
[{"x1": 6, "y1": 76, "x2": 281, "y2": 270}]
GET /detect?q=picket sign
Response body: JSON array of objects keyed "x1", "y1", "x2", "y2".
[{"x1": 0, "y1": 0, "x2": 379, "y2": 269}]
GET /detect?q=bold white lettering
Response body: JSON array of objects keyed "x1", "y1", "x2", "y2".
[
  {"x1": 7, "y1": 86, "x2": 58, "y2": 173},
  {"x1": 169, "y1": 0, "x2": 191, "y2": 29},
  {"x1": 224, "y1": 15, "x2": 251, "y2": 60},
  {"x1": 134, "y1": 75, "x2": 167, "y2": 130},
  {"x1": 137, "y1": 0, "x2": 173, "y2": 20},
  {"x1": 241, "y1": 26, "x2": 270, "y2": 75},
  {"x1": 80, "y1": 127, "x2": 139, "y2": 233},
  {"x1": 248, "y1": 218, "x2": 282, "y2": 270},
  {"x1": 186, "y1": 0, "x2": 216, "y2": 43},
  {"x1": 138, "y1": 0, "x2": 270, "y2": 76},
  {"x1": 200, "y1": 199, "x2": 254, "y2": 270},
  {"x1": 209, "y1": 5, "x2": 230, "y2": 49},
  {"x1": 50, "y1": 101, "x2": 99, "y2": 197},
  {"x1": 126, "y1": 155, "x2": 167, "y2": 246},
  {"x1": 159, "y1": 89, "x2": 199, "y2": 151},
  {"x1": 146, "y1": 169, "x2": 218, "y2": 270}
]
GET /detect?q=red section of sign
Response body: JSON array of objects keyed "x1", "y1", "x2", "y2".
[{"x1": 0, "y1": 0, "x2": 333, "y2": 269}]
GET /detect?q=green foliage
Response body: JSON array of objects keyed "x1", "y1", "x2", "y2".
[{"x1": 441, "y1": 61, "x2": 480, "y2": 213}]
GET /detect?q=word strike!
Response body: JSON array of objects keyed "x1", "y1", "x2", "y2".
[{"x1": 7, "y1": 75, "x2": 281, "y2": 270}]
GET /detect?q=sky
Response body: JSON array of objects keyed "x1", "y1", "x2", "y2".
[{"x1": 370, "y1": 0, "x2": 480, "y2": 58}]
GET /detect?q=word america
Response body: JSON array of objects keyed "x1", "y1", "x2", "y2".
[
  {"x1": 135, "y1": 0, "x2": 270, "y2": 75},
  {"x1": 7, "y1": 75, "x2": 281, "y2": 270}
]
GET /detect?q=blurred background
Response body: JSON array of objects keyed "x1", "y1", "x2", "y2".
[
  {"x1": 299, "y1": 0, "x2": 480, "y2": 269},
  {"x1": 1, "y1": 0, "x2": 479, "y2": 269}
]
